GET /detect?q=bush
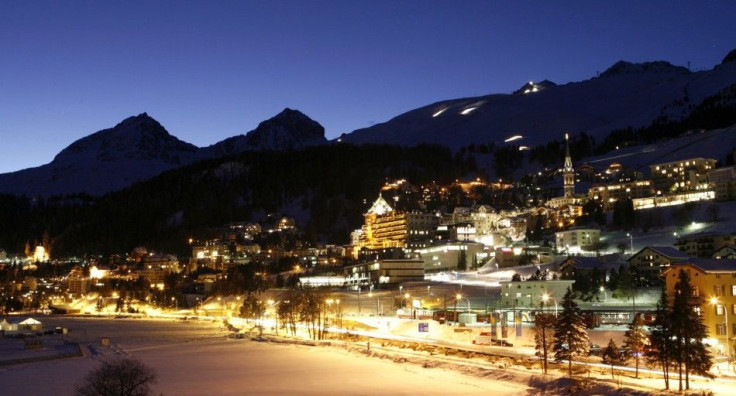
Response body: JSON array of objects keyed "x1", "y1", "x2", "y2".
[{"x1": 75, "y1": 357, "x2": 157, "y2": 396}]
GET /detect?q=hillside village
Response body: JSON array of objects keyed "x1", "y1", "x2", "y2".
[{"x1": 3, "y1": 124, "x2": 736, "y2": 371}]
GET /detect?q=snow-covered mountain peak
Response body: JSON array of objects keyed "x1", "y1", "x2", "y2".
[
  {"x1": 599, "y1": 60, "x2": 690, "y2": 77},
  {"x1": 53, "y1": 112, "x2": 197, "y2": 165},
  {"x1": 201, "y1": 107, "x2": 327, "y2": 157}
]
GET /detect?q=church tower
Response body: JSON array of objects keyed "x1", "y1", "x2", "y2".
[{"x1": 563, "y1": 133, "x2": 575, "y2": 198}]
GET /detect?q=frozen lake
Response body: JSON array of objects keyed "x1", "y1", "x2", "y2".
[{"x1": 0, "y1": 316, "x2": 529, "y2": 395}]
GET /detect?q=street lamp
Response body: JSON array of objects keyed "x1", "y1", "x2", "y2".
[
  {"x1": 541, "y1": 293, "x2": 558, "y2": 316},
  {"x1": 710, "y1": 296, "x2": 731, "y2": 369},
  {"x1": 456, "y1": 293, "x2": 470, "y2": 313},
  {"x1": 600, "y1": 286, "x2": 607, "y2": 302},
  {"x1": 626, "y1": 233, "x2": 634, "y2": 253}
]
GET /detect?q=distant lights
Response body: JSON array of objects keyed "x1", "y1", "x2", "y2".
[
  {"x1": 518, "y1": 146, "x2": 529, "y2": 151},
  {"x1": 460, "y1": 107, "x2": 477, "y2": 115},
  {"x1": 432, "y1": 108, "x2": 447, "y2": 118},
  {"x1": 504, "y1": 135, "x2": 523, "y2": 143}
]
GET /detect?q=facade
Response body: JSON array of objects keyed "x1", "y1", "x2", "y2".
[
  {"x1": 563, "y1": 134, "x2": 575, "y2": 198},
  {"x1": 707, "y1": 166, "x2": 736, "y2": 201},
  {"x1": 587, "y1": 180, "x2": 654, "y2": 208},
  {"x1": 555, "y1": 228, "x2": 601, "y2": 254},
  {"x1": 627, "y1": 246, "x2": 690, "y2": 286},
  {"x1": 344, "y1": 258, "x2": 425, "y2": 287},
  {"x1": 546, "y1": 134, "x2": 582, "y2": 209},
  {"x1": 497, "y1": 280, "x2": 575, "y2": 311},
  {"x1": 649, "y1": 157, "x2": 716, "y2": 194},
  {"x1": 559, "y1": 255, "x2": 625, "y2": 280},
  {"x1": 662, "y1": 259, "x2": 736, "y2": 358},
  {"x1": 675, "y1": 232, "x2": 736, "y2": 257},
  {"x1": 632, "y1": 190, "x2": 715, "y2": 210},
  {"x1": 359, "y1": 194, "x2": 438, "y2": 251},
  {"x1": 415, "y1": 242, "x2": 484, "y2": 273}
]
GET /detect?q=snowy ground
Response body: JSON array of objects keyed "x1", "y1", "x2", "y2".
[{"x1": 0, "y1": 317, "x2": 530, "y2": 395}]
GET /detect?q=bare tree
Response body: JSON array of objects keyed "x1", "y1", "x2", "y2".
[
  {"x1": 533, "y1": 312, "x2": 556, "y2": 374},
  {"x1": 75, "y1": 358, "x2": 157, "y2": 396}
]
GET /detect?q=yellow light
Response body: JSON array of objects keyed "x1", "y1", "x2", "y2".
[
  {"x1": 542, "y1": 293, "x2": 549, "y2": 302},
  {"x1": 456, "y1": 293, "x2": 462, "y2": 300},
  {"x1": 711, "y1": 297, "x2": 719, "y2": 305}
]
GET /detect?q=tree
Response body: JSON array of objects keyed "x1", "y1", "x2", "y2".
[
  {"x1": 601, "y1": 338, "x2": 625, "y2": 379},
  {"x1": 622, "y1": 314, "x2": 648, "y2": 378},
  {"x1": 647, "y1": 287, "x2": 674, "y2": 390},
  {"x1": 456, "y1": 249, "x2": 467, "y2": 271},
  {"x1": 553, "y1": 287, "x2": 590, "y2": 375},
  {"x1": 533, "y1": 312, "x2": 556, "y2": 374},
  {"x1": 75, "y1": 358, "x2": 157, "y2": 396},
  {"x1": 240, "y1": 292, "x2": 266, "y2": 327},
  {"x1": 670, "y1": 269, "x2": 713, "y2": 390}
]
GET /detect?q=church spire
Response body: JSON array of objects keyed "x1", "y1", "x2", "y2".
[{"x1": 563, "y1": 133, "x2": 575, "y2": 198}]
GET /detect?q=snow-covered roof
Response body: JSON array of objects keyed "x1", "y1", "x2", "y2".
[
  {"x1": 628, "y1": 246, "x2": 690, "y2": 261},
  {"x1": 19, "y1": 318, "x2": 42, "y2": 325},
  {"x1": 667, "y1": 258, "x2": 736, "y2": 273}
]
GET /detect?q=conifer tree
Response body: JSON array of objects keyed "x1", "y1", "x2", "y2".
[
  {"x1": 553, "y1": 287, "x2": 590, "y2": 376},
  {"x1": 623, "y1": 314, "x2": 648, "y2": 378},
  {"x1": 601, "y1": 338, "x2": 625, "y2": 379},
  {"x1": 670, "y1": 269, "x2": 713, "y2": 390},
  {"x1": 647, "y1": 287, "x2": 673, "y2": 390}
]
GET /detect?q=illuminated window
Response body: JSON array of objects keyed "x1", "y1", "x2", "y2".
[{"x1": 716, "y1": 304, "x2": 725, "y2": 315}]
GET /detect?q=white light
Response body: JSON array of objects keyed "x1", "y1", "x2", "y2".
[
  {"x1": 518, "y1": 146, "x2": 529, "y2": 151},
  {"x1": 432, "y1": 108, "x2": 447, "y2": 118},
  {"x1": 504, "y1": 135, "x2": 523, "y2": 143},
  {"x1": 460, "y1": 107, "x2": 477, "y2": 115}
]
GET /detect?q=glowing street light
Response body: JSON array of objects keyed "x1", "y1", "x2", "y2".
[
  {"x1": 455, "y1": 293, "x2": 470, "y2": 313},
  {"x1": 541, "y1": 293, "x2": 558, "y2": 316},
  {"x1": 626, "y1": 233, "x2": 634, "y2": 253}
]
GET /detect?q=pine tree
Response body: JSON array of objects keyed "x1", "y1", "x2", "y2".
[
  {"x1": 533, "y1": 312, "x2": 556, "y2": 374},
  {"x1": 457, "y1": 249, "x2": 467, "y2": 271},
  {"x1": 670, "y1": 269, "x2": 713, "y2": 390},
  {"x1": 623, "y1": 314, "x2": 648, "y2": 378},
  {"x1": 553, "y1": 287, "x2": 590, "y2": 376},
  {"x1": 601, "y1": 338, "x2": 625, "y2": 379},
  {"x1": 647, "y1": 287, "x2": 673, "y2": 390}
]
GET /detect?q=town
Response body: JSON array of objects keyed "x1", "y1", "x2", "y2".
[{"x1": 2, "y1": 134, "x2": 736, "y2": 393}]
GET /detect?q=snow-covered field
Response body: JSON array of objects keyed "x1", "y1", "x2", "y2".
[{"x1": 0, "y1": 317, "x2": 530, "y2": 395}]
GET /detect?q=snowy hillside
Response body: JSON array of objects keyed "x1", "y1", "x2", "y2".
[{"x1": 340, "y1": 57, "x2": 736, "y2": 149}]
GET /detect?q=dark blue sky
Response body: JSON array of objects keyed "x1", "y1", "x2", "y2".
[{"x1": 2, "y1": 1, "x2": 735, "y2": 173}]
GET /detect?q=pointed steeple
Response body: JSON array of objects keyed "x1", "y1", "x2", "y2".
[{"x1": 563, "y1": 133, "x2": 575, "y2": 198}]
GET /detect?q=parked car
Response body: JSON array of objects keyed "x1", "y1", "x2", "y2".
[{"x1": 491, "y1": 339, "x2": 513, "y2": 347}]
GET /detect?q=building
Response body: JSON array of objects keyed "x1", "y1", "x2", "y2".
[
  {"x1": 497, "y1": 280, "x2": 575, "y2": 314},
  {"x1": 559, "y1": 255, "x2": 625, "y2": 281},
  {"x1": 675, "y1": 232, "x2": 736, "y2": 257},
  {"x1": 662, "y1": 258, "x2": 736, "y2": 358},
  {"x1": 713, "y1": 245, "x2": 736, "y2": 259},
  {"x1": 415, "y1": 242, "x2": 484, "y2": 273},
  {"x1": 649, "y1": 157, "x2": 716, "y2": 194},
  {"x1": 632, "y1": 190, "x2": 715, "y2": 210},
  {"x1": 708, "y1": 166, "x2": 736, "y2": 201},
  {"x1": 627, "y1": 246, "x2": 691, "y2": 286},
  {"x1": 555, "y1": 228, "x2": 601, "y2": 254},
  {"x1": 359, "y1": 194, "x2": 438, "y2": 252},
  {"x1": 587, "y1": 180, "x2": 654, "y2": 208},
  {"x1": 546, "y1": 134, "x2": 582, "y2": 209},
  {"x1": 344, "y1": 258, "x2": 425, "y2": 287}
]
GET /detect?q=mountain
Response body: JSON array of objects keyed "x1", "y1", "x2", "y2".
[
  {"x1": 339, "y1": 53, "x2": 736, "y2": 150},
  {"x1": 200, "y1": 108, "x2": 327, "y2": 157},
  {"x1": 0, "y1": 109, "x2": 327, "y2": 197},
  {"x1": 0, "y1": 113, "x2": 199, "y2": 197}
]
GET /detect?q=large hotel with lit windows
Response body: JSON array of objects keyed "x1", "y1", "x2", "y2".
[{"x1": 357, "y1": 194, "x2": 438, "y2": 254}]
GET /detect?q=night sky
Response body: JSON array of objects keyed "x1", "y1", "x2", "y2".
[{"x1": 1, "y1": 1, "x2": 734, "y2": 174}]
